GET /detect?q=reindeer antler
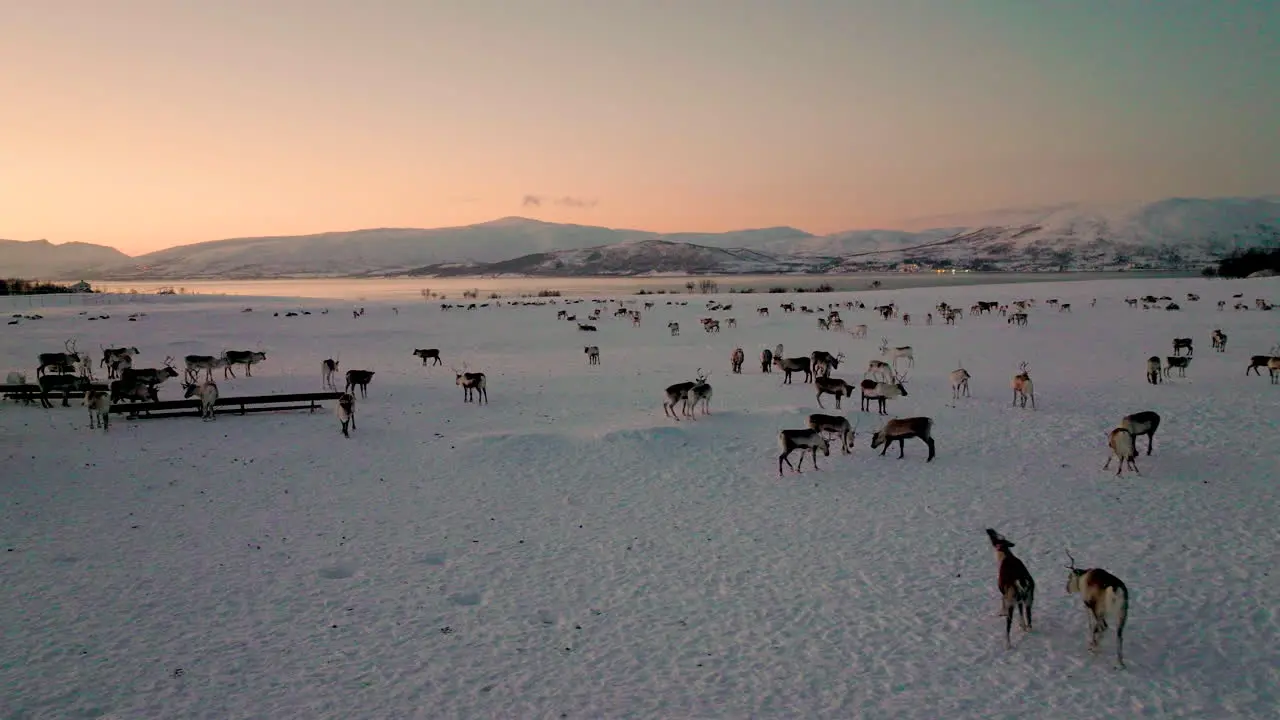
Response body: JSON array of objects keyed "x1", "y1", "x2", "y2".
[{"x1": 1064, "y1": 549, "x2": 1078, "y2": 570}]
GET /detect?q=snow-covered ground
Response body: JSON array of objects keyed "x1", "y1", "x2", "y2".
[{"x1": 2, "y1": 277, "x2": 1278, "y2": 719}]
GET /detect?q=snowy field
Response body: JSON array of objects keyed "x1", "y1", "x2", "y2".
[{"x1": 2, "y1": 276, "x2": 1279, "y2": 719}]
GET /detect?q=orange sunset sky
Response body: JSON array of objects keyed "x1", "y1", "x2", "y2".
[{"x1": 2, "y1": 1, "x2": 1278, "y2": 255}]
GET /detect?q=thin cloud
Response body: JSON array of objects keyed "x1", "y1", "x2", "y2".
[
  {"x1": 555, "y1": 196, "x2": 598, "y2": 209},
  {"x1": 521, "y1": 194, "x2": 598, "y2": 209}
]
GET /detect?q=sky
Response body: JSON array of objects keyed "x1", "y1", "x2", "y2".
[{"x1": 1, "y1": 0, "x2": 1277, "y2": 255}]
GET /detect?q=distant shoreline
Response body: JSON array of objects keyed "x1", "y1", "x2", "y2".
[{"x1": 70, "y1": 270, "x2": 1208, "y2": 302}]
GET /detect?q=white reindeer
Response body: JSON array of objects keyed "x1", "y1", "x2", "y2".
[
  {"x1": 950, "y1": 366, "x2": 971, "y2": 400},
  {"x1": 322, "y1": 357, "x2": 340, "y2": 390},
  {"x1": 183, "y1": 380, "x2": 219, "y2": 421},
  {"x1": 84, "y1": 389, "x2": 112, "y2": 431},
  {"x1": 1103, "y1": 428, "x2": 1138, "y2": 475},
  {"x1": 880, "y1": 337, "x2": 914, "y2": 369},
  {"x1": 777, "y1": 428, "x2": 830, "y2": 476},
  {"x1": 1064, "y1": 550, "x2": 1129, "y2": 668},
  {"x1": 866, "y1": 359, "x2": 894, "y2": 382},
  {"x1": 337, "y1": 392, "x2": 356, "y2": 437}
]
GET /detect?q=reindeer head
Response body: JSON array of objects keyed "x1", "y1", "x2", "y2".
[
  {"x1": 891, "y1": 372, "x2": 910, "y2": 396},
  {"x1": 694, "y1": 368, "x2": 708, "y2": 385},
  {"x1": 879, "y1": 338, "x2": 890, "y2": 355},
  {"x1": 985, "y1": 528, "x2": 1015, "y2": 556}
]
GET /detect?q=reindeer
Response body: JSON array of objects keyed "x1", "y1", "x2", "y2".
[
  {"x1": 453, "y1": 367, "x2": 488, "y2": 404},
  {"x1": 814, "y1": 375, "x2": 855, "y2": 410},
  {"x1": 1012, "y1": 362, "x2": 1035, "y2": 409},
  {"x1": 413, "y1": 348, "x2": 443, "y2": 366},
  {"x1": 760, "y1": 348, "x2": 773, "y2": 373},
  {"x1": 1211, "y1": 330, "x2": 1227, "y2": 353},
  {"x1": 811, "y1": 351, "x2": 844, "y2": 378},
  {"x1": 662, "y1": 369, "x2": 706, "y2": 421},
  {"x1": 1164, "y1": 356, "x2": 1191, "y2": 379},
  {"x1": 668, "y1": 322, "x2": 680, "y2": 336},
  {"x1": 1103, "y1": 428, "x2": 1139, "y2": 475},
  {"x1": 184, "y1": 355, "x2": 225, "y2": 383},
  {"x1": 1064, "y1": 550, "x2": 1129, "y2": 668},
  {"x1": 866, "y1": 360, "x2": 894, "y2": 382},
  {"x1": 860, "y1": 373, "x2": 908, "y2": 415},
  {"x1": 950, "y1": 367, "x2": 971, "y2": 400},
  {"x1": 345, "y1": 369, "x2": 375, "y2": 399},
  {"x1": 337, "y1": 392, "x2": 356, "y2": 437},
  {"x1": 110, "y1": 377, "x2": 159, "y2": 406},
  {"x1": 871, "y1": 416, "x2": 934, "y2": 461},
  {"x1": 4, "y1": 371, "x2": 33, "y2": 405},
  {"x1": 322, "y1": 357, "x2": 341, "y2": 390},
  {"x1": 1171, "y1": 337, "x2": 1193, "y2": 357},
  {"x1": 1145, "y1": 356, "x2": 1162, "y2": 385},
  {"x1": 37, "y1": 373, "x2": 92, "y2": 408},
  {"x1": 37, "y1": 339, "x2": 82, "y2": 378},
  {"x1": 687, "y1": 374, "x2": 713, "y2": 416},
  {"x1": 222, "y1": 350, "x2": 267, "y2": 378},
  {"x1": 879, "y1": 338, "x2": 914, "y2": 369},
  {"x1": 101, "y1": 346, "x2": 140, "y2": 378},
  {"x1": 757, "y1": 307, "x2": 769, "y2": 316},
  {"x1": 107, "y1": 353, "x2": 133, "y2": 379},
  {"x1": 577, "y1": 323, "x2": 598, "y2": 332},
  {"x1": 585, "y1": 346, "x2": 601, "y2": 365},
  {"x1": 1008, "y1": 312, "x2": 1028, "y2": 326},
  {"x1": 1119, "y1": 411, "x2": 1160, "y2": 456},
  {"x1": 807, "y1": 413, "x2": 857, "y2": 454},
  {"x1": 84, "y1": 389, "x2": 112, "y2": 430},
  {"x1": 850, "y1": 324, "x2": 868, "y2": 338},
  {"x1": 1270, "y1": 357, "x2": 1280, "y2": 384},
  {"x1": 774, "y1": 356, "x2": 812, "y2": 384},
  {"x1": 730, "y1": 348, "x2": 745, "y2": 373},
  {"x1": 777, "y1": 428, "x2": 830, "y2": 476},
  {"x1": 1246, "y1": 348, "x2": 1279, "y2": 376},
  {"x1": 985, "y1": 529, "x2": 1035, "y2": 650},
  {"x1": 183, "y1": 380, "x2": 219, "y2": 421}
]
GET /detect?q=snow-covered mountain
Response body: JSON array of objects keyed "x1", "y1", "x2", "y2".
[
  {"x1": 833, "y1": 197, "x2": 1280, "y2": 271},
  {"x1": 0, "y1": 238, "x2": 132, "y2": 279},
  {"x1": 411, "y1": 238, "x2": 816, "y2": 277},
  {"x1": 9, "y1": 196, "x2": 1280, "y2": 279}
]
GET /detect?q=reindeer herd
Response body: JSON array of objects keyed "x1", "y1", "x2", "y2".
[{"x1": 5, "y1": 284, "x2": 1278, "y2": 670}]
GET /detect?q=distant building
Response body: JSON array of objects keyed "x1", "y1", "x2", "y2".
[{"x1": 71, "y1": 280, "x2": 92, "y2": 293}]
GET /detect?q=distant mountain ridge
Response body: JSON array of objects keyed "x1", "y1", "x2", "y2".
[{"x1": 3, "y1": 196, "x2": 1278, "y2": 279}]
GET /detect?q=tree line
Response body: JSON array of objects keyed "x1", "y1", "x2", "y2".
[
  {"x1": 0, "y1": 278, "x2": 92, "y2": 295},
  {"x1": 1208, "y1": 247, "x2": 1280, "y2": 278}
]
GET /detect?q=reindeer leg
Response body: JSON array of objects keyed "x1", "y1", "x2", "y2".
[{"x1": 1004, "y1": 595, "x2": 1015, "y2": 649}]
